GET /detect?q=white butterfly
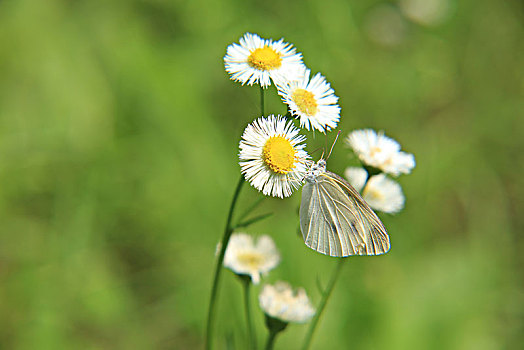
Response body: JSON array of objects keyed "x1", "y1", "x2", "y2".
[{"x1": 299, "y1": 159, "x2": 390, "y2": 257}]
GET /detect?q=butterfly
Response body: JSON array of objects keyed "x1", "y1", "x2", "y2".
[{"x1": 299, "y1": 158, "x2": 390, "y2": 257}]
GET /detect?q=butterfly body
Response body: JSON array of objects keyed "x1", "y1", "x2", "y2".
[{"x1": 300, "y1": 159, "x2": 390, "y2": 257}]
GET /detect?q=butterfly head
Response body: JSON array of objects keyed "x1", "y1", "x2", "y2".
[{"x1": 304, "y1": 159, "x2": 327, "y2": 183}]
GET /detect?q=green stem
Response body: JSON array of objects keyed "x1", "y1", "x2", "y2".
[
  {"x1": 301, "y1": 258, "x2": 345, "y2": 350},
  {"x1": 242, "y1": 277, "x2": 256, "y2": 350},
  {"x1": 264, "y1": 315, "x2": 287, "y2": 350},
  {"x1": 237, "y1": 195, "x2": 265, "y2": 222},
  {"x1": 260, "y1": 86, "x2": 265, "y2": 116},
  {"x1": 234, "y1": 212, "x2": 273, "y2": 230},
  {"x1": 205, "y1": 175, "x2": 245, "y2": 350},
  {"x1": 265, "y1": 329, "x2": 278, "y2": 350}
]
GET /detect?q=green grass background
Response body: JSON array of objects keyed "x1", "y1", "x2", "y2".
[{"x1": 0, "y1": 0, "x2": 522, "y2": 349}]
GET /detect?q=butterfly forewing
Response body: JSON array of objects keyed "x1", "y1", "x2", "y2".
[
  {"x1": 300, "y1": 182, "x2": 342, "y2": 256},
  {"x1": 300, "y1": 168, "x2": 390, "y2": 257}
]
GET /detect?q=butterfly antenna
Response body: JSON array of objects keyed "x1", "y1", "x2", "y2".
[
  {"x1": 322, "y1": 133, "x2": 328, "y2": 159},
  {"x1": 310, "y1": 146, "x2": 324, "y2": 157},
  {"x1": 326, "y1": 130, "x2": 341, "y2": 160}
]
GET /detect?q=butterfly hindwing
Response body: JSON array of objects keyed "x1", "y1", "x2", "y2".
[
  {"x1": 299, "y1": 168, "x2": 390, "y2": 257},
  {"x1": 324, "y1": 171, "x2": 390, "y2": 255}
]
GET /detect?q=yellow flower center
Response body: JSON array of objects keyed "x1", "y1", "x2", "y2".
[
  {"x1": 237, "y1": 252, "x2": 264, "y2": 269},
  {"x1": 363, "y1": 187, "x2": 384, "y2": 202},
  {"x1": 248, "y1": 46, "x2": 282, "y2": 71},
  {"x1": 262, "y1": 136, "x2": 296, "y2": 174},
  {"x1": 292, "y1": 88, "x2": 318, "y2": 116},
  {"x1": 369, "y1": 146, "x2": 382, "y2": 157}
]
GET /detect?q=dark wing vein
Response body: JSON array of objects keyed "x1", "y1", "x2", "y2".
[
  {"x1": 319, "y1": 172, "x2": 390, "y2": 255},
  {"x1": 318, "y1": 187, "x2": 343, "y2": 256}
]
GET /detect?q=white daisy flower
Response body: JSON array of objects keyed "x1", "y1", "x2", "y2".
[
  {"x1": 224, "y1": 32, "x2": 305, "y2": 88},
  {"x1": 239, "y1": 115, "x2": 309, "y2": 198},
  {"x1": 277, "y1": 68, "x2": 340, "y2": 133},
  {"x1": 223, "y1": 233, "x2": 280, "y2": 284},
  {"x1": 344, "y1": 167, "x2": 405, "y2": 214},
  {"x1": 345, "y1": 129, "x2": 415, "y2": 176},
  {"x1": 343, "y1": 167, "x2": 369, "y2": 193},
  {"x1": 259, "y1": 281, "x2": 315, "y2": 323}
]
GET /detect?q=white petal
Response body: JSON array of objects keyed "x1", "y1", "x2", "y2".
[
  {"x1": 344, "y1": 167, "x2": 369, "y2": 192},
  {"x1": 259, "y1": 281, "x2": 315, "y2": 323},
  {"x1": 363, "y1": 174, "x2": 405, "y2": 213},
  {"x1": 223, "y1": 233, "x2": 281, "y2": 284}
]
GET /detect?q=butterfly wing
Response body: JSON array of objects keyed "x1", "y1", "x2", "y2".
[
  {"x1": 300, "y1": 180, "x2": 345, "y2": 256},
  {"x1": 300, "y1": 171, "x2": 390, "y2": 257}
]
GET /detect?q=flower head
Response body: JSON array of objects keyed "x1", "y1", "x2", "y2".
[
  {"x1": 345, "y1": 129, "x2": 415, "y2": 176},
  {"x1": 239, "y1": 115, "x2": 309, "y2": 198},
  {"x1": 343, "y1": 166, "x2": 369, "y2": 192},
  {"x1": 344, "y1": 167, "x2": 405, "y2": 214},
  {"x1": 224, "y1": 233, "x2": 280, "y2": 284},
  {"x1": 277, "y1": 68, "x2": 340, "y2": 133},
  {"x1": 224, "y1": 33, "x2": 305, "y2": 88},
  {"x1": 259, "y1": 281, "x2": 315, "y2": 323}
]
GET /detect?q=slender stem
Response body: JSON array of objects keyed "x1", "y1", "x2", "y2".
[
  {"x1": 260, "y1": 86, "x2": 265, "y2": 116},
  {"x1": 265, "y1": 329, "x2": 278, "y2": 350},
  {"x1": 301, "y1": 258, "x2": 345, "y2": 350},
  {"x1": 205, "y1": 175, "x2": 245, "y2": 350},
  {"x1": 242, "y1": 277, "x2": 257, "y2": 350},
  {"x1": 264, "y1": 315, "x2": 287, "y2": 349},
  {"x1": 237, "y1": 195, "x2": 265, "y2": 222},
  {"x1": 234, "y1": 212, "x2": 273, "y2": 230},
  {"x1": 242, "y1": 277, "x2": 256, "y2": 350}
]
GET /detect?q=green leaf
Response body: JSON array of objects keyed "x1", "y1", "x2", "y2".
[{"x1": 234, "y1": 212, "x2": 273, "y2": 230}]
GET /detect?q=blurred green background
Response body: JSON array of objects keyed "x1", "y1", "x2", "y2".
[{"x1": 0, "y1": 0, "x2": 523, "y2": 349}]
